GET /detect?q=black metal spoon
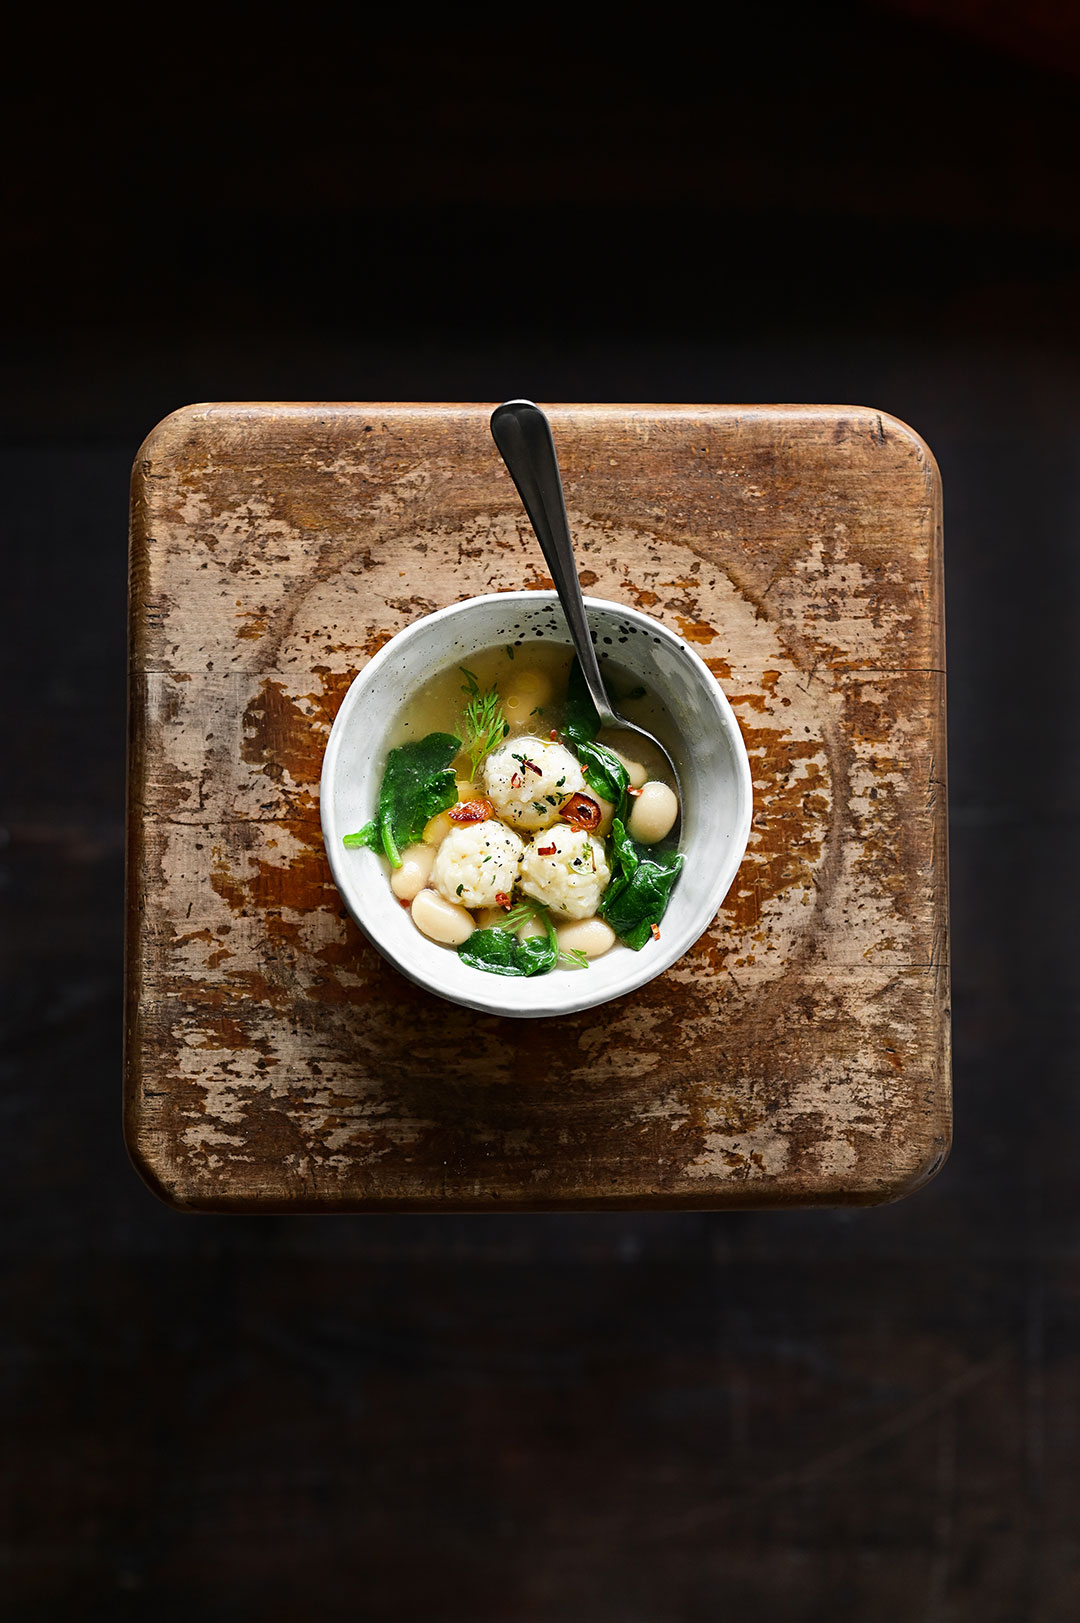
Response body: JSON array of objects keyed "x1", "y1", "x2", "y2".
[{"x1": 490, "y1": 399, "x2": 681, "y2": 796}]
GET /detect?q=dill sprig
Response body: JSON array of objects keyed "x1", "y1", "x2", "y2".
[
  {"x1": 459, "y1": 668, "x2": 509, "y2": 779},
  {"x1": 502, "y1": 897, "x2": 591, "y2": 971},
  {"x1": 501, "y1": 898, "x2": 541, "y2": 932}
]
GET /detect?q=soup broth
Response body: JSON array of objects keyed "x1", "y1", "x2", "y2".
[
  {"x1": 388, "y1": 641, "x2": 679, "y2": 792},
  {"x1": 343, "y1": 638, "x2": 685, "y2": 976}
]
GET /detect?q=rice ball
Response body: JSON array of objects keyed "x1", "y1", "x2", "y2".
[
  {"x1": 520, "y1": 824, "x2": 611, "y2": 920},
  {"x1": 431, "y1": 821, "x2": 524, "y2": 910},
  {"x1": 482, "y1": 735, "x2": 585, "y2": 830}
]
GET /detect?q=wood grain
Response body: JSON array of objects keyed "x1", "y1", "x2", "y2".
[{"x1": 125, "y1": 403, "x2": 949, "y2": 1211}]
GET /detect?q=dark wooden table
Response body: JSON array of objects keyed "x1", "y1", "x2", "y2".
[{"x1": 125, "y1": 402, "x2": 949, "y2": 1211}]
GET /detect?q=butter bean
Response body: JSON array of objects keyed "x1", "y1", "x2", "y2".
[
  {"x1": 410, "y1": 888, "x2": 475, "y2": 945},
  {"x1": 390, "y1": 843, "x2": 435, "y2": 901},
  {"x1": 476, "y1": 905, "x2": 546, "y2": 940},
  {"x1": 627, "y1": 780, "x2": 679, "y2": 844},
  {"x1": 608, "y1": 748, "x2": 648, "y2": 789},
  {"x1": 502, "y1": 668, "x2": 552, "y2": 723},
  {"x1": 517, "y1": 914, "x2": 548, "y2": 941},
  {"x1": 556, "y1": 917, "x2": 617, "y2": 959},
  {"x1": 423, "y1": 810, "x2": 455, "y2": 847}
]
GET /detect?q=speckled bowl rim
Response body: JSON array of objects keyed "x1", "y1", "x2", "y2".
[{"x1": 320, "y1": 591, "x2": 753, "y2": 1017}]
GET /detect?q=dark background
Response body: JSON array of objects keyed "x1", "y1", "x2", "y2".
[{"x1": 4, "y1": 2, "x2": 1079, "y2": 1617}]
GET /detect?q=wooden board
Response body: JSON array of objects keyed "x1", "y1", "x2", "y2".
[{"x1": 125, "y1": 403, "x2": 949, "y2": 1211}]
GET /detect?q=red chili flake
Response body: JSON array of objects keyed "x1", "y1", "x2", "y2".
[
  {"x1": 510, "y1": 772, "x2": 523, "y2": 789},
  {"x1": 524, "y1": 759, "x2": 543, "y2": 776},
  {"x1": 549, "y1": 728, "x2": 558, "y2": 741},
  {"x1": 627, "y1": 785, "x2": 643, "y2": 797},
  {"x1": 650, "y1": 923, "x2": 661, "y2": 941},
  {"x1": 560, "y1": 792, "x2": 601, "y2": 832},
  {"x1": 448, "y1": 798, "x2": 494, "y2": 824},
  {"x1": 399, "y1": 897, "x2": 412, "y2": 909},
  {"x1": 537, "y1": 843, "x2": 556, "y2": 857},
  {"x1": 495, "y1": 892, "x2": 512, "y2": 909}
]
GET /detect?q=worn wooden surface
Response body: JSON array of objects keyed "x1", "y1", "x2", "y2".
[{"x1": 125, "y1": 403, "x2": 949, "y2": 1211}]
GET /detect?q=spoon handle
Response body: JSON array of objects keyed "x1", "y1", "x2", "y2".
[{"x1": 490, "y1": 400, "x2": 614, "y2": 723}]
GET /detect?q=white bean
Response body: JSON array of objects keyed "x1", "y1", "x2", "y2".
[
  {"x1": 556, "y1": 917, "x2": 617, "y2": 959},
  {"x1": 410, "y1": 888, "x2": 475, "y2": 945},
  {"x1": 594, "y1": 793, "x2": 616, "y2": 836},
  {"x1": 502, "y1": 668, "x2": 552, "y2": 723},
  {"x1": 423, "y1": 810, "x2": 455, "y2": 847},
  {"x1": 627, "y1": 780, "x2": 679, "y2": 844},
  {"x1": 390, "y1": 843, "x2": 435, "y2": 901},
  {"x1": 475, "y1": 905, "x2": 547, "y2": 940},
  {"x1": 608, "y1": 748, "x2": 648, "y2": 789}
]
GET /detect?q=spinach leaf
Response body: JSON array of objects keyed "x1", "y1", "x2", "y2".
[
  {"x1": 609, "y1": 817, "x2": 639, "y2": 876},
  {"x1": 342, "y1": 731, "x2": 460, "y2": 868},
  {"x1": 563, "y1": 658, "x2": 630, "y2": 815},
  {"x1": 600, "y1": 817, "x2": 685, "y2": 950},
  {"x1": 574, "y1": 738, "x2": 630, "y2": 809},
  {"x1": 342, "y1": 821, "x2": 379, "y2": 850},
  {"x1": 458, "y1": 907, "x2": 559, "y2": 977},
  {"x1": 565, "y1": 666, "x2": 680, "y2": 944},
  {"x1": 564, "y1": 656, "x2": 603, "y2": 743}
]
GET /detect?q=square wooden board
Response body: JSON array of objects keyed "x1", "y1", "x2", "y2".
[{"x1": 126, "y1": 403, "x2": 949, "y2": 1211}]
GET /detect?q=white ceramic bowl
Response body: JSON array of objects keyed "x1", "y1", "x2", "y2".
[{"x1": 321, "y1": 592, "x2": 752, "y2": 1017}]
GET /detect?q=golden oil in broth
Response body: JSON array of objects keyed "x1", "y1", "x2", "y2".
[{"x1": 388, "y1": 642, "x2": 677, "y2": 790}]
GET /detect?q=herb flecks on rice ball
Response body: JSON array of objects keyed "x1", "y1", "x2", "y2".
[
  {"x1": 520, "y1": 824, "x2": 611, "y2": 920},
  {"x1": 483, "y1": 735, "x2": 585, "y2": 830},
  {"x1": 432, "y1": 820, "x2": 524, "y2": 909}
]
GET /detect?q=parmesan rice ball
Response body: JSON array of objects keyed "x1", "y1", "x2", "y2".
[
  {"x1": 431, "y1": 820, "x2": 524, "y2": 910},
  {"x1": 482, "y1": 735, "x2": 585, "y2": 830},
  {"x1": 520, "y1": 824, "x2": 611, "y2": 920}
]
